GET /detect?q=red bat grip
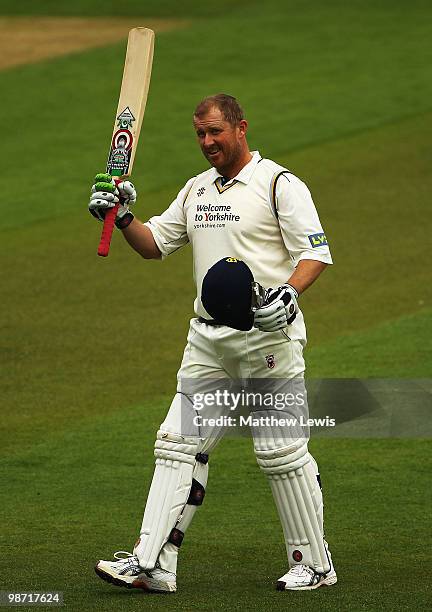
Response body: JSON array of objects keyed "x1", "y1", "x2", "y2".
[{"x1": 97, "y1": 203, "x2": 120, "y2": 257}]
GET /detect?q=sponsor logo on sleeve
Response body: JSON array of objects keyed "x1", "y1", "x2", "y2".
[{"x1": 308, "y1": 232, "x2": 328, "y2": 248}]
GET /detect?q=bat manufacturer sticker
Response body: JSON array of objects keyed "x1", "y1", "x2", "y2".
[
  {"x1": 107, "y1": 115, "x2": 134, "y2": 177},
  {"x1": 117, "y1": 106, "x2": 136, "y2": 129}
]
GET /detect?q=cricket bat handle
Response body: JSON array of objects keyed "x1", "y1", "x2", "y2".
[
  {"x1": 97, "y1": 203, "x2": 119, "y2": 257},
  {"x1": 97, "y1": 176, "x2": 123, "y2": 257}
]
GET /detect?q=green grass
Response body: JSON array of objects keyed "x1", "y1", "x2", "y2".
[
  {"x1": 0, "y1": 0, "x2": 252, "y2": 17},
  {"x1": 1, "y1": 1, "x2": 431, "y2": 609},
  {"x1": 307, "y1": 308, "x2": 432, "y2": 378}
]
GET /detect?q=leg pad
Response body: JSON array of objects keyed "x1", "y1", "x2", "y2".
[
  {"x1": 254, "y1": 436, "x2": 330, "y2": 573},
  {"x1": 134, "y1": 431, "x2": 209, "y2": 573}
]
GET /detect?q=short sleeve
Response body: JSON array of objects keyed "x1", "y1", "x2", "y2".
[
  {"x1": 275, "y1": 173, "x2": 333, "y2": 266},
  {"x1": 144, "y1": 177, "x2": 195, "y2": 258}
]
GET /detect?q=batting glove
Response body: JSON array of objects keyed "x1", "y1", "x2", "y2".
[
  {"x1": 88, "y1": 173, "x2": 136, "y2": 229},
  {"x1": 253, "y1": 284, "x2": 299, "y2": 332}
]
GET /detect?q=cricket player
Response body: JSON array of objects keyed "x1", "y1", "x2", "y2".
[{"x1": 89, "y1": 94, "x2": 337, "y2": 593}]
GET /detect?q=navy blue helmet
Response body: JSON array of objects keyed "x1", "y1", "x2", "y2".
[{"x1": 201, "y1": 257, "x2": 263, "y2": 331}]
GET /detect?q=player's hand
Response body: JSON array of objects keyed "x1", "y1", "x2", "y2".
[
  {"x1": 88, "y1": 173, "x2": 136, "y2": 226},
  {"x1": 253, "y1": 284, "x2": 299, "y2": 332}
]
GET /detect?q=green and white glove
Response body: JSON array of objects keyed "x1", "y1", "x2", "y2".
[{"x1": 88, "y1": 173, "x2": 136, "y2": 229}]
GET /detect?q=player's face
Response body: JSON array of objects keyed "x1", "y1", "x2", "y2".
[{"x1": 193, "y1": 107, "x2": 247, "y2": 176}]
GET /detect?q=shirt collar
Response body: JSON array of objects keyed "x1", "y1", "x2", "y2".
[{"x1": 209, "y1": 151, "x2": 262, "y2": 185}]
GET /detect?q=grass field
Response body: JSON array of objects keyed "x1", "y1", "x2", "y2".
[{"x1": 1, "y1": 1, "x2": 431, "y2": 610}]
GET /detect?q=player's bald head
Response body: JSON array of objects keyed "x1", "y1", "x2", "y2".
[{"x1": 194, "y1": 94, "x2": 244, "y2": 126}]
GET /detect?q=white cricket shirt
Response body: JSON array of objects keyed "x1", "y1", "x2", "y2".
[{"x1": 145, "y1": 151, "x2": 332, "y2": 343}]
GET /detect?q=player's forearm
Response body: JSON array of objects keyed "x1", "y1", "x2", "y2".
[
  {"x1": 121, "y1": 217, "x2": 162, "y2": 259},
  {"x1": 287, "y1": 259, "x2": 328, "y2": 295}
]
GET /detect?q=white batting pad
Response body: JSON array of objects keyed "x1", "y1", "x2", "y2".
[
  {"x1": 157, "y1": 459, "x2": 208, "y2": 574},
  {"x1": 134, "y1": 430, "x2": 199, "y2": 570},
  {"x1": 254, "y1": 433, "x2": 330, "y2": 573}
]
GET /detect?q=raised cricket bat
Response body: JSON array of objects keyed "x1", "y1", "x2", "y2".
[{"x1": 97, "y1": 27, "x2": 154, "y2": 257}]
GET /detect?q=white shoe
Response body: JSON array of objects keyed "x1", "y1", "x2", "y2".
[
  {"x1": 276, "y1": 564, "x2": 337, "y2": 590},
  {"x1": 95, "y1": 551, "x2": 177, "y2": 593},
  {"x1": 276, "y1": 543, "x2": 337, "y2": 592}
]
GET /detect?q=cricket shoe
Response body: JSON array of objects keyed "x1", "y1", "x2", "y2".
[
  {"x1": 276, "y1": 545, "x2": 337, "y2": 591},
  {"x1": 95, "y1": 551, "x2": 176, "y2": 593}
]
